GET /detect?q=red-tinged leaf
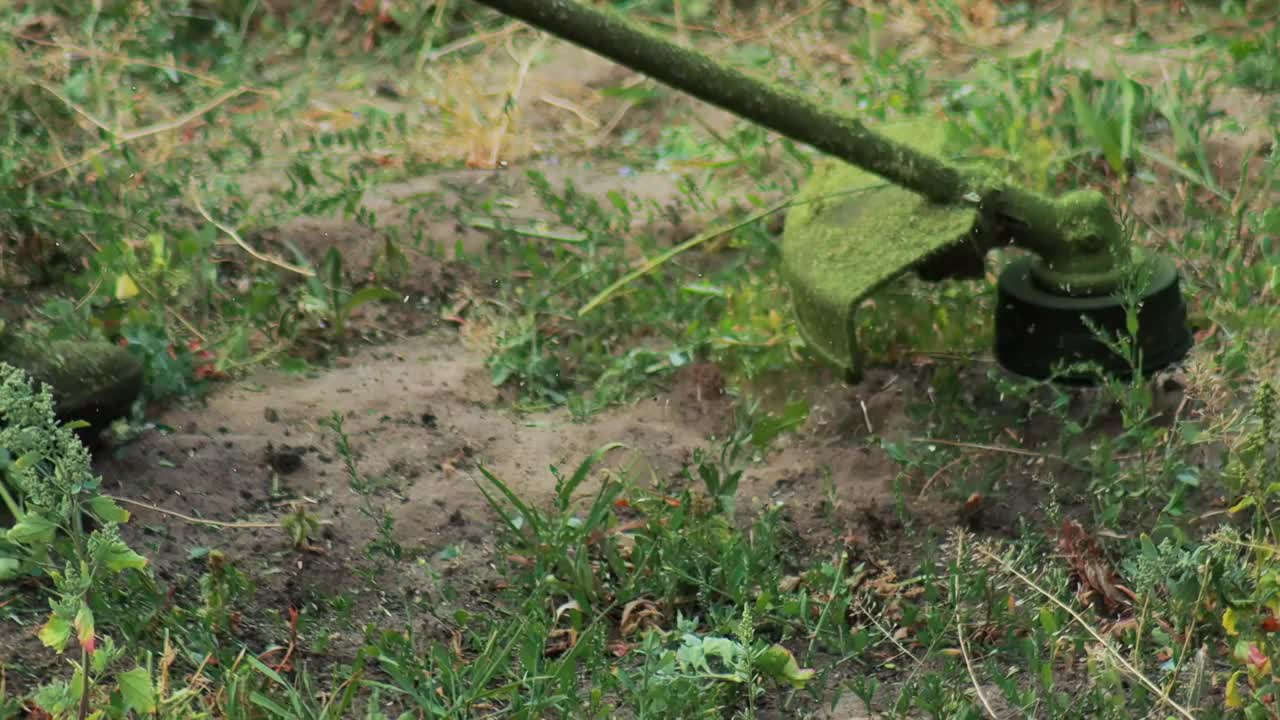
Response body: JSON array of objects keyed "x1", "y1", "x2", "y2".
[
  {"x1": 613, "y1": 499, "x2": 631, "y2": 509},
  {"x1": 963, "y1": 492, "x2": 984, "y2": 513},
  {"x1": 75, "y1": 605, "x2": 95, "y2": 655},
  {"x1": 1263, "y1": 615, "x2": 1280, "y2": 633},
  {"x1": 1250, "y1": 645, "x2": 1270, "y2": 670},
  {"x1": 608, "y1": 642, "x2": 633, "y2": 658}
]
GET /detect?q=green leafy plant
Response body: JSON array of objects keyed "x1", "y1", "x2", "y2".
[
  {"x1": 198, "y1": 549, "x2": 248, "y2": 636},
  {"x1": 283, "y1": 502, "x2": 322, "y2": 550},
  {"x1": 1065, "y1": 72, "x2": 1152, "y2": 179},
  {"x1": 0, "y1": 363, "x2": 154, "y2": 718},
  {"x1": 621, "y1": 610, "x2": 815, "y2": 715},
  {"x1": 294, "y1": 248, "x2": 398, "y2": 353},
  {"x1": 231, "y1": 655, "x2": 365, "y2": 720},
  {"x1": 1223, "y1": 382, "x2": 1279, "y2": 531},
  {"x1": 0, "y1": 364, "x2": 143, "y2": 582},
  {"x1": 477, "y1": 443, "x2": 626, "y2": 613},
  {"x1": 324, "y1": 411, "x2": 402, "y2": 567},
  {"x1": 685, "y1": 421, "x2": 752, "y2": 517},
  {"x1": 1229, "y1": 28, "x2": 1280, "y2": 92},
  {"x1": 27, "y1": 637, "x2": 159, "y2": 720}
]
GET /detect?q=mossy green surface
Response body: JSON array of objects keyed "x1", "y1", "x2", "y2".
[
  {"x1": 781, "y1": 120, "x2": 977, "y2": 377},
  {"x1": 0, "y1": 330, "x2": 143, "y2": 435}
]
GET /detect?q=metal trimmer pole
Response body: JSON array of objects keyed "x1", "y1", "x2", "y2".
[
  {"x1": 466, "y1": 0, "x2": 1131, "y2": 293},
  {"x1": 468, "y1": 0, "x2": 967, "y2": 204}
]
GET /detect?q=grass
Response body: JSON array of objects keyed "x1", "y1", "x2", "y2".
[{"x1": 2, "y1": 0, "x2": 1280, "y2": 717}]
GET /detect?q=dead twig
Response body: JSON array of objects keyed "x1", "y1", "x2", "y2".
[
  {"x1": 24, "y1": 85, "x2": 265, "y2": 185},
  {"x1": 36, "y1": 82, "x2": 114, "y2": 133},
  {"x1": 189, "y1": 189, "x2": 315, "y2": 277},
  {"x1": 956, "y1": 615, "x2": 999, "y2": 718},
  {"x1": 539, "y1": 94, "x2": 600, "y2": 128},
  {"x1": 488, "y1": 33, "x2": 546, "y2": 168},
  {"x1": 423, "y1": 21, "x2": 522, "y2": 64},
  {"x1": 954, "y1": 536, "x2": 1000, "y2": 719},
  {"x1": 910, "y1": 437, "x2": 1068, "y2": 463},
  {"x1": 414, "y1": 0, "x2": 456, "y2": 71},
  {"x1": 737, "y1": 0, "x2": 828, "y2": 42},
  {"x1": 918, "y1": 455, "x2": 964, "y2": 499},
  {"x1": 974, "y1": 545, "x2": 1197, "y2": 720},
  {"x1": 8, "y1": 32, "x2": 224, "y2": 85},
  {"x1": 853, "y1": 598, "x2": 921, "y2": 667},
  {"x1": 106, "y1": 494, "x2": 297, "y2": 530},
  {"x1": 590, "y1": 99, "x2": 637, "y2": 147}
]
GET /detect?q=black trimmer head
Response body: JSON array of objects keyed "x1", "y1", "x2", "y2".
[
  {"x1": 777, "y1": 121, "x2": 1195, "y2": 385},
  {"x1": 994, "y1": 255, "x2": 1194, "y2": 383}
]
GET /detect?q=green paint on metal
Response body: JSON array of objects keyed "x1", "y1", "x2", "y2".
[{"x1": 781, "y1": 121, "x2": 978, "y2": 378}]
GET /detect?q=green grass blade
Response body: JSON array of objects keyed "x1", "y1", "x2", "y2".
[
  {"x1": 558, "y1": 442, "x2": 624, "y2": 508},
  {"x1": 577, "y1": 195, "x2": 795, "y2": 316},
  {"x1": 476, "y1": 464, "x2": 543, "y2": 538}
]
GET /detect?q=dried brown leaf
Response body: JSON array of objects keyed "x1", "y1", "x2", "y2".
[
  {"x1": 545, "y1": 628, "x2": 577, "y2": 657},
  {"x1": 620, "y1": 599, "x2": 664, "y2": 637},
  {"x1": 964, "y1": 0, "x2": 999, "y2": 29},
  {"x1": 1058, "y1": 519, "x2": 1133, "y2": 614},
  {"x1": 554, "y1": 599, "x2": 581, "y2": 623}
]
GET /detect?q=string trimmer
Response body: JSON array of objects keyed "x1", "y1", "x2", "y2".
[{"x1": 468, "y1": 0, "x2": 1194, "y2": 382}]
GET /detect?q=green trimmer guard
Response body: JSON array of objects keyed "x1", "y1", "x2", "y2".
[{"x1": 782, "y1": 121, "x2": 978, "y2": 378}]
